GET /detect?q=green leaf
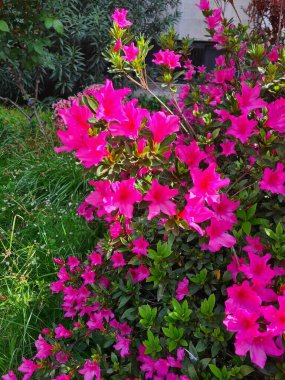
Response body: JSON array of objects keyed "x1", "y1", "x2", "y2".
[
  {"x1": 53, "y1": 19, "x2": 64, "y2": 34},
  {"x1": 247, "y1": 204, "x2": 257, "y2": 219},
  {"x1": 240, "y1": 365, "x2": 254, "y2": 376},
  {"x1": 242, "y1": 221, "x2": 251, "y2": 235},
  {"x1": 0, "y1": 20, "x2": 9, "y2": 32},
  {"x1": 44, "y1": 17, "x2": 54, "y2": 29},
  {"x1": 209, "y1": 364, "x2": 222, "y2": 379}
]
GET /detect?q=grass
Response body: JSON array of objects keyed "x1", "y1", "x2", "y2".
[{"x1": 0, "y1": 106, "x2": 103, "y2": 373}]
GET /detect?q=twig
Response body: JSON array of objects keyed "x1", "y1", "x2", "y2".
[{"x1": 0, "y1": 96, "x2": 31, "y2": 121}]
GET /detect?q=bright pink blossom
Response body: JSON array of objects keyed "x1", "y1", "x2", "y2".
[
  {"x1": 109, "y1": 99, "x2": 149, "y2": 138},
  {"x1": 144, "y1": 180, "x2": 178, "y2": 220},
  {"x1": 57, "y1": 99, "x2": 92, "y2": 132},
  {"x1": 54, "y1": 324, "x2": 72, "y2": 339},
  {"x1": 111, "y1": 178, "x2": 142, "y2": 218},
  {"x1": 175, "y1": 141, "x2": 207, "y2": 169},
  {"x1": 56, "y1": 351, "x2": 68, "y2": 363},
  {"x1": 243, "y1": 236, "x2": 265, "y2": 254},
  {"x1": 227, "y1": 256, "x2": 245, "y2": 282},
  {"x1": 129, "y1": 265, "x2": 150, "y2": 283},
  {"x1": 209, "y1": 193, "x2": 240, "y2": 224},
  {"x1": 74, "y1": 132, "x2": 109, "y2": 168},
  {"x1": 132, "y1": 236, "x2": 149, "y2": 257},
  {"x1": 268, "y1": 47, "x2": 279, "y2": 62},
  {"x1": 235, "y1": 331, "x2": 283, "y2": 368},
  {"x1": 92, "y1": 79, "x2": 130, "y2": 122},
  {"x1": 226, "y1": 281, "x2": 261, "y2": 313},
  {"x1": 79, "y1": 359, "x2": 101, "y2": 380},
  {"x1": 224, "y1": 308, "x2": 260, "y2": 336},
  {"x1": 18, "y1": 359, "x2": 40, "y2": 380},
  {"x1": 176, "y1": 277, "x2": 189, "y2": 300},
  {"x1": 149, "y1": 111, "x2": 180, "y2": 144},
  {"x1": 87, "y1": 312, "x2": 104, "y2": 331},
  {"x1": 34, "y1": 334, "x2": 54, "y2": 359},
  {"x1": 52, "y1": 375, "x2": 71, "y2": 380},
  {"x1": 220, "y1": 140, "x2": 236, "y2": 156},
  {"x1": 114, "y1": 335, "x2": 131, "y2": 357},
  {"x1": 259, "y1": 163, "x2": 285, "y2": 196},
  {"x1": 111, "y1": 8, "x2": 132, "y2": 28},
  {"x1": 88, "y1": 251, "x2": 102, "y2": 266},
  {"x1": 196, "y1": 0, "x2": 210, "y2": 11},
  {"x1": 2, "y1": 371, "x2": 17, "y2": 380},
  {"x1": 240, "y1": 252, "x2": 275, "y2": 284},
  {"x1": 236, "y1": 82, "x2": 267, "y2": 113},
  {"x1": 190, "y1": 163, "x2": 230, "y2": 203},
  {"x1": 122, "y1": 42, "x2": 139, "y2": 61},
  {"x1": 66, "y1": 256, "x2": 80, "y2": 272},
  {"x1": 262, "y1": 296, "x2": 285, "y2": 334},
  {"x1": 203, "y1": 218, "x2": 236, "y2": 252},
  {"x1": 180, "y1": 195, "x2": 213, "y2": 236},
  {"x1": 226, "y1": 114, "x2": 258, "y2": 143},
  {"x1": 111, "y1": 251, "x2": 126, "y2": 268},
  {"x1": 86, "y1": 180, "x2": 112, "y2": 217},
  {"x1": 152, "y1": 49, "x2": 181, "y2": 69},
  {"x1": 266, "y1": 98, "x2": 285, "y2": 134}
]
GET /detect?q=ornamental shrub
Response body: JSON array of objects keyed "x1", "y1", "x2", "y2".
[{"x1": 4, "y1": 2, "x2": 285, "y2": 380}]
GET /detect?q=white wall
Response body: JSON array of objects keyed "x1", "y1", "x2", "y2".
[{"x1": 175, "y1": 0, "x2": 250, "y2": 40}]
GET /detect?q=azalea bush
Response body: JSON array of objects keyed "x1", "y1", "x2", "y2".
[{"x1": 4, "y1": 2, "x2": 285, "y2": 380}]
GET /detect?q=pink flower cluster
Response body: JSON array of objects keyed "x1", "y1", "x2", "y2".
[{"x1": 225, "y1": 236, "x2": 285, "y2": 368}]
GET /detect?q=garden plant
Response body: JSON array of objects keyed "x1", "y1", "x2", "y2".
[{"x1": 3, "y1": 1, "x2": 285, "y2": 379}]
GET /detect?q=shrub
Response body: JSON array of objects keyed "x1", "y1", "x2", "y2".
[{"x1": 5, "y1": 2, "x2": 285, "y2": 380}]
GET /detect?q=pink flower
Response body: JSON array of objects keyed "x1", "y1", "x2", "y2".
[
  {"x1": 268, "y1": 47, "x2": 279, "y2": 62},
  {"x1": 34, "y1": 334, "x2": 54, "y2": 359},
  {"x1": 220, "y1": 140, "x2": 236, "y2": 156},
  {"x1": 209, "y1": 193, "x2": 240, "y2": 224},
  {"x1": 240, "y1": 252, "x2": 275, "y2": 284},
  {"x1": 262, "y1": 296, "x2": 285, "y2": 334},
  {"x1": 52, "y1": 375, "x2": 71, "y2": 380},
  {"x1": 54, "y1": 324, "x2": 72, "y2": 339},
  {"x1": 56, "y1": 351, "x2": 68, "y2": 363},
  {"x1": 2, "y1": 371, "x2": 17, "y2": 380},
  {"x1": 236, "y1": 82, "x2": 267, "y2": 113},
  {"x1": 129, "y1": 265, "x2": 150, "y2": 283},
  {"x1": 114, "y1": 335, "x2": 131, "y2": 357},
  {"x1": 206, "y1": 8, "x2": 222, "y2": 29},
  {"x1": 109, "y1": 99, "x2": 149, "y2": 139},
  {"x1": 81, "y1": 266, "x2": 96, "y2": 285},
  {"x1": 224, "y1": 308, "x2": 260, "y2": 336},
  {"x1": 57, "y1": 99, "x2": 92, "y2": 131},
  {"x1": 113, "y1": 38, "x2": 122, "y2": 52},
  {"x1": 235, "y1": 331, "x2": 283, "y2": 368},
  {"x1": 154, "y1": 359, "x2": 169, "y2": 376},
  {"x1": 225, "y1": 281, "x2": 261, "y2": 314},
  {"x1": 122, "y1": 42, "x2": 139, "y2": 61},
  {"x1": 153, "y1": 49, "x2": 181, "y2": 69},
  {"x1": 92, "y1": 79, "x2": 130, "y2": 123},
  {"x1": 149, "y1": 112, "x2": 180, "y2": 144},
  {"x1": 132, "y1": 236, "x2": 149, "y2": 257},
  {"x1": 190, "y1": 163, "x2": 230, "y2": 204},
  {"x1": 87, "y1": 311, "x2": 104, "y2": 331},
  {"x1": 203, "y1": 218, "x2": 236, "y2": 252},
  {"x1": 88, "y1": 251, "x2": 102, "y2": 266},
  {"x1": 259, "y1": 163, "x2": 285, "y2": 196},
  {"x1": 79, "y1": 359, "x2": 101, "y2": 380},
  {"x1": 74, "y1": 132, "x2": 109, "y2": 168},
  {"x1": 196, "y1": 0, "x2": 210, "y2": 11},
  {"x1": 175, "y1": 141, "x2": 207, "y2": 169},
  {"x1": 86, "y1": 180, "x2": 112, "y2": 217},
  {"x1": 226, "y1": 114, "x2": 258, "y2": 143},
  {"x1": 66, "y1": 256, "x2": 80, "y2": 272},
  {"x1": 180, "y1": 195, "x2": 213, "y2": 236},
  {"x1": 227, "y1": 256, "x2": 245, "y2": 282},
  {"x1": 144, "y1": 180, "x2": 178, "y2": 220},
  {"x1": 176, "y1": 277, "x2": 189, "y2": 300},
  {"x1": 243, "y1": 236, "x2": 265, "y2": 254},
  {"x1": 266, "y1": 98, "x2": 285, "y2": 134},
  {"x1": 111, "y1": 251, "x2": 126, "y2": 267},
  {"x1": 18, "y1": 358, "x2": 40, "y2": 380},
  {"x1": 111, "y1": 178, "x2": 142, "y2": 218},
  {"x1": 111, "y1": 8, "x2": 132, "y2": 28}
]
